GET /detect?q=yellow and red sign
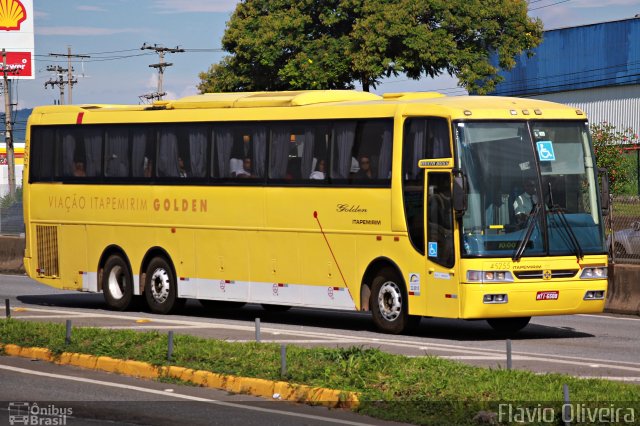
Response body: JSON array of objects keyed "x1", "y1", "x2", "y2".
[
  {"x1": 0, "y1": 0, "x2": 34, "y2": 79},
  {"x1": 2, "y1": 51, "x2": 30, "y2": 77},
  {"x1": 0, "y1": 0, "x2": 27, "y2": 31}
]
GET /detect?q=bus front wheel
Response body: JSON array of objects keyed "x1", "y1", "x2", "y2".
[
  {"x1": 144, "y1": 257, "x2": 182, "y2": 314},
  {"x1": 370, "y1": 268, "x2": 411, "y2": 334},
  {"x1": 102, "y1": 255, "x2": 133, "y2": 311},
  {"x1": 486, "y1": 317, "x2": 531, "y2": 334}
]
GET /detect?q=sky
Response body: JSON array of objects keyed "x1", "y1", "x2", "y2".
[{"x1": 10, "y1": 0, "x2": 640, "y2": 109}]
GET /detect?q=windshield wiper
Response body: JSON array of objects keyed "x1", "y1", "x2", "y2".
[
  {"x1": 547, "y1": 182, "x2": 584, "y2": 261},
  {"x1": 512, "y1": 202, "x2": 541, "y2": 261}
]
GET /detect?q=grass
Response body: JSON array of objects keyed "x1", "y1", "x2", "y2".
[{"x1": 1, "y1": 319, "x2": 638, "y2": 425}]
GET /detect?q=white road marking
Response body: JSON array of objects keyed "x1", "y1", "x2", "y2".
[
  {"x1": 578, "y1": 314, "x2": 640, "y2": 322},
  {"x1": 230, "y1": 339, "x2": 363, "y2": 344},
  {"x1": 442, "y1": 356, "x2": 504, "y2": 361},
  {"x1": 576, "y1": 376, "x2": 640, "y2": 382},
  {"x1": 0, "y1": 364, "x2": 374, "y2": 426}
]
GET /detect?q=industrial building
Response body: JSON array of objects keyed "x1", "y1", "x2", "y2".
[{"x1": 493, "y1": 16, "x2": 640, "y2": 134}]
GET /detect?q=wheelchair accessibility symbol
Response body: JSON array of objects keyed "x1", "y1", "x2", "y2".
[
  {"x1": 428, "y1": 242, "x2": 438, "y2": 257},
  {"x1": 536, "y1": 141, "x2": 556, "y2": 161}
]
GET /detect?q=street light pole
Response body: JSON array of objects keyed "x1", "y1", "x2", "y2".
[{"x1": 2, "y1": 49, "x2": 15, "y2": 197}]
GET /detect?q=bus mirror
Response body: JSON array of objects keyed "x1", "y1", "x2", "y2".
[
  {"x1": 452, "y1": 169, "x2": 468, "y2": 217},
  {"x1": 598, "y1": 168, "x2": 610, "y2": 215}
]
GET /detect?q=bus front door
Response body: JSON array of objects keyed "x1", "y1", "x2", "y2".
[{"x1": 424, "y1": 171, "x2": 460, "y2": 318}]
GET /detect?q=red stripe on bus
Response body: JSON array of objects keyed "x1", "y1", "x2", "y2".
[{"x1": 76, "y1": 112, "x2": 84, "y2": 124}]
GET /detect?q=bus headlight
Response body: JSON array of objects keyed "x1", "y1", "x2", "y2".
[
  {"x1": 580, "y1": 267, "x2": 607, "y2": 279},
  {"x1": 467, "y1": 270, "x2": 514, "y2": 283}
]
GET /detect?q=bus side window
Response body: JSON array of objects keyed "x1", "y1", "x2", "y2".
[
  {"x1": 105, "y1": 128, "x2": 130, "y2": 177},
  {"x1": 250, "y1": 126, "x2": 267, "y2": 178},
  {"x1": 59, "y1": 127, "x2": 103, "y2": 179},
  {"x1": 426, "y1": 118, "x2": 451, "y2": 158},
  {"x1": 131, "y1": 128, "x2": 153, "y2": 178},
  {"x1": 349, "y1": 119, "x2": 393, "y2": 183},
  {"x1": 269, "y1": 124, "x2": 292, "y2": 179},
  {"x1": 59, "y1": 129, "x2": 75, "y2": 177},
  {"x1": 268, "y1": 123, "x2": 318, "y2": 182},
  {"x1": 212, "y1": 126, "x2": 233, "y2": 178},
  {"x1": 187, "y1": 126, "x2": 207, "y2": 178},
  {"x1": 427, "y1": 173, "x2": 454, "y2": 268},
  {"x1": 29, "y1": 127, "x2": 55, "y2": 182},
  {"x1": 83, "y1": 127, "x2": 103, "y2": 177},
  {"x1": 330, "y1": 121, "x2": 357, "y2": 181},
  {"x1": 157, "y1": 127, "x2": 180, "y2": 178}
]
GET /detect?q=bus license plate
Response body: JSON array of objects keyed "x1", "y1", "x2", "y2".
[{"x1": 536, "y1": 291, "x2": 559, "y2": 300}]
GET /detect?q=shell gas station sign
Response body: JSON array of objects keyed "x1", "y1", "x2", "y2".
[{"x1": 0, "y1": 0, "x2": 34, "y2": 79}]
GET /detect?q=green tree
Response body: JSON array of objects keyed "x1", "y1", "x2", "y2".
[
  {"x1": 198, "y1": 0, "x2": 542, "y2": 94},
  {"x1": 590, "y1": 122, "x2": 639, "y2": 194}
]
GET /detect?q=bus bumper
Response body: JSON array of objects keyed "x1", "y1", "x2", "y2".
[{"x1": 459, "y1": 279, "x2": 607, "y2": 319}]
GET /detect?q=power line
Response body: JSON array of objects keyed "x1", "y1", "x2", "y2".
[
  {"x1": 35, "y1": 52, "x2": 154, "y2": 64},
  {"x1": 529, "y1": 0, "x2": 571, "y2": 11}
]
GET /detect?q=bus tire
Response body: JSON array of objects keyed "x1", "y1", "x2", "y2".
[
  {"x1": 487, "y1": 317, "x2": 531, "y2": 334},
  {"x1": 102, "y1": 255, "x2": 133, "y2": 311},
  {"x1": 261, "y1": 304, "x2": 291, "y2": 312},
  {"x1": 144, "y1": 257, "x2": 180, "y2": 314},
  {"x1": 370, "y1": 268, "x2": 410, "y2": 334}
]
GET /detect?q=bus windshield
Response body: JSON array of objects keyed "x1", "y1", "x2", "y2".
[{"x1": 455, "y1": 120, "x2": 605, "y2": 258}]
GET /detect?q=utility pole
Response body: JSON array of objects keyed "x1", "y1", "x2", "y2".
[
  {"x1": 44, "y1": 65, "x2": 70, "y2": 105},
  {"x1": 140, "y1": 43, "x2": 184, "y2": 102},
  {"x1": 49, "y1": 46, "x2": 89, "y2": 104},
  {"x1": 2, "y1": 49, "x2": 15, "y2": 196}
]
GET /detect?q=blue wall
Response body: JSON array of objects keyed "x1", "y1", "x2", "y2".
[{"x1": 493, "y1": 18, "x2": 640, "y2": 96}]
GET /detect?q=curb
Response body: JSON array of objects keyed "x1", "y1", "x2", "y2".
[{"x1": 1, "y1": 344, "x2": 359, "y2": 408}]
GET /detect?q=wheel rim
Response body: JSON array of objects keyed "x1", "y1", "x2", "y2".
[
  {"x1": 377, "y1": 280, "x2": 402, "y2": 321},
  {"x1": 149, "y1": 267, "x2": 171, "y2": 304},
  {"x1": 107, "y1": 265, "x2": 126, "y2": 300}
]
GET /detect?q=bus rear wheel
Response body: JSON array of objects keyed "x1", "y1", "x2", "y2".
[
  {"x1": 486, "y1": 317, "x2": 531, "y2": 334},
  {"x1": 370, "y1": 268, "x2": 411, "y2": 334},
  {"x1": 102, "y1": 255, "x2": 133, "y2": 311},
  {"x1": 144, "y1": 257, "x2": 182, "y2": 314}
]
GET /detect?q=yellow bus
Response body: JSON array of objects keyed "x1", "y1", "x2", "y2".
[{"x1": 23, "y1": 90, "x2": 609, "y2": 334}]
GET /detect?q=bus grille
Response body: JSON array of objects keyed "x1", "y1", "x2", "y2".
[
  {"x1": 36, "y1": 225, "x2": 59, "y2": 277},
  {"x1": 513, "y1": 269, "x2": 579, "y2": 280}
]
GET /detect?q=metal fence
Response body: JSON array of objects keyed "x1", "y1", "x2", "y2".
[
  {"x1": 0, "y1": 184, "x2": 24, "y2": 236},
  {"x1": 0, "y1": 201, "x2": 24, "y2": 235},
  {"x1": 1, "y1": 187, "x2": 638, "y2": 264},
  {"x1": 608, "y1": 195, "x2": 640, "y2": 264}
]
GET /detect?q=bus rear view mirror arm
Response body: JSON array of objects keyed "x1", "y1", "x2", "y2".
[
  {"x1": 598, "y1": 168, "x2": 610, "y2": 216},
  {"x1": 452, "y1": 168, "x2": 468, "y2": 218}
]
